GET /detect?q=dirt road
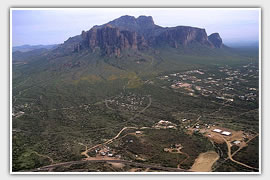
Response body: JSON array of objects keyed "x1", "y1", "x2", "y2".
[
  {"x1": 81, "y1": 126, "x2": 137, "y2": 158},
  {"x1": 220, "y1": 135, "x2": 259, "y2": 171},
  {"x1": 30, "y1": 159, "x2": 191, "y2": 172},
  {"x1": 32, "y1": 151, "x2": 54, "y2": 164},
  {"x1": 82, "y1": 95, "x2": 152, "y2": 157}
]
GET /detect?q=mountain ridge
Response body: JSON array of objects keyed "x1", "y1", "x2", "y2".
[{"x1": 54, "y1": 15, "x2": 224, "y2": 57}]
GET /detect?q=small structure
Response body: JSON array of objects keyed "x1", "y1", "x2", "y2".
[
  {"x1": 115, "y1": 155, "x2": 121, "y2": 159},
  {"x1": 221, "y1": 131, "x2": 232, "y2": 136},
  {"x1": 164, "y1": 148, "x2": 169, "y2": 152},
  {"x1": 212, "y1": 129, "x2": 222, "y2": 133},
  {"x1": 100, "y1": 152, "x2": 106, "y2": 156},
  {"x1": 108, "y1": 152, "x2": 113, "y2": 157},
  {"x1": 195, "y1": 86, "x2": 201, "y2": 91},
  {"x1": 233, "y1": 140, "x2": 241, "y2": 145},
  {"x1": 136, "y1": 131, "x2": 142, "y2": 135}
]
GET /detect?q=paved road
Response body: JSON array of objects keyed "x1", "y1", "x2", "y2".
[{"x1": 30, "y1": 159, "x2": 191, "y2": 172}]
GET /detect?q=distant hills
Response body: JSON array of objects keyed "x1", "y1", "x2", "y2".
[{"x1": 12, "y1": 44, "x2": 59, "y2": 52}]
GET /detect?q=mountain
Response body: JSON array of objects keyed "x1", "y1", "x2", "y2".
[
  {"x1": 12, "y1": 44, "x2": 59, "y2": 52},
  {"x1": 54, "y1": 15, "x2": 224, "y2": 57},
  {"x1": 12, "y1": 15, "x2": 259, "y2": 173},
  {"x1": 12, "y1": 15, "x2": 255, "y2": 89}
]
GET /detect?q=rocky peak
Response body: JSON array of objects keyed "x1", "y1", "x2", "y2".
[
  {"x1": 208, "y1": 33, "x2": 223, "y2": 48},
  {"x1": 137, "y1": 15, "x2": 155, "y2": 26},
  {"x1": 58, "y1": 15, "x2": 224, "y2": 57}
]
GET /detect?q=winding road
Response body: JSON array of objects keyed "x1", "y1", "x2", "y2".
[{"x1": 220, "y1": 134, "x2": 259, "y2": 171}]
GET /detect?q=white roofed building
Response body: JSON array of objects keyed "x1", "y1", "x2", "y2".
[
  {"x1": 212, "y1": 129, "x2": 222, "y2": 133},
  {"x1": 221, "y1": 131, "x2": 231, "y2": 136}
]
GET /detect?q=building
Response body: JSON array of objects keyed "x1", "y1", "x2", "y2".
[
  {"x1": 100, "y1": 152, "x2": 106, "y2": 156},
  {"x1": 115, "y1": 155, "x2": 121, "y2": 159},
  {"x1": 212, "y1": 129, "x2": 222, "y2": 133},
  {"x1": 136, "y1": 131, "x2": 142, "y2": 135},
  {"x1": 221, "y1": 131, "x2": 232, "y2": 136},
  {"x1": 233, "y1": 140, "x2": 241, "y2": 145}
]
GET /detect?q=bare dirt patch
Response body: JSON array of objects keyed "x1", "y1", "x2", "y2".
[
  {"x1": 190, "y1": 151, "x2": 219, "y2": 172},
  {"x1": 109, "y1": 162, "x2": 125, "y2": 169}
]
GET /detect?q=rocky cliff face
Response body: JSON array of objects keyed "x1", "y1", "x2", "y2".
[
  {"x1": 153, "y1": 26, "x2": 213, "y2": 48},
  {"x1": 76, "y1": 24, "x2": 148, "y2": 56},
  {"x1": 59, "y1": 15, "x2": 224, "y2": 57},
  {"x1": 208, "y1": 33, "x2": 223, "y2": 48}
]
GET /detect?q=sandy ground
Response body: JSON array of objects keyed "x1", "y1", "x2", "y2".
[
  {"x1": 128, "y1": 168, "x2": 140, "y2": 172},
  {"x1": 190, "y1": 151, "x2": 219, "y2": 172},
  {"x1": 109, "y1": 162, "x2": 125, "y2": 169}
]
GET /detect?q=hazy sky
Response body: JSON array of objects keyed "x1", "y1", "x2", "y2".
[{"x1": 12, "y1": 8, "x2": 260, "y2": 46}]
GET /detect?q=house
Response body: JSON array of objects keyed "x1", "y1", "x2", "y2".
[
  {"x1": 159, "y1": 120, "x2": 165, "y2": 124},
  {"x1": 233, "y1": 140, "x2": 241, "y2": 145},
  {"x1": 100, "y1": 152, "x2": 106, "y2": 156},
  {"x1": 221, "y1": 131, "x2": 231, "y2": 136},
  {"x1": 108, "y1": 152, "x2": 113, "y2": 157},
  {"x1": 115, "y1": 155, "x2": 121, "y2": 159},
  {"x1": 212, "y1": 129, "x2": 222, "y2": 133}
]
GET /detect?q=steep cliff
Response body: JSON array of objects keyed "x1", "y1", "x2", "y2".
[
  {"x1": 208, "y1": 33, "x2": 223, "y2": 48},
  {"x1": 56, "y1": 15, "x2": 224, "y2": 57}
]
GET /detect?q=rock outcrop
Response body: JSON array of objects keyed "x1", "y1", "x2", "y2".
[
  {"x1": 153, "y1": 26, "x2": 213, "y2": 48},
  {"x1": 76, "y1": 24, "x2": 148, "y2": 56},
  {"x1": 58, "y1": 15, "x2": 224, "y2": 56},
  {"x1": 208, "y1": 33, "x2": 223, "y2": 48}
]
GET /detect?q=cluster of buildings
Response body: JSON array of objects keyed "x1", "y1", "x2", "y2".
[
  {"x1": 108, "y1": 93, "x2": 146, "y2": 111},
  {"x1": 164, "y1": 143, "x2": 183, "y2": 153},
  {"x1": 212, "y1": 128, "x2": 232, "y2": 136},
  {"x1": 159, "y1": 64, "x2": 258, "y2": 103},
  {"x1": 239, "y1": 92, "x2": 257, "y2": 101},
  {"x1": 94, "y1": 146, "x2": 115, "y2": 157},
  {"x1": 154, "y1": 120, "x2": 177, "y2": 129},
  {"x1": 171, "y1": 82, "x2": 192, "y2": 89}
]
